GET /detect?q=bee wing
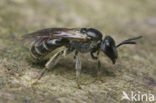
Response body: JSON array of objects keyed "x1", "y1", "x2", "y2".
[{"x1": 22, "y1": 28, "x2": 91, "y2": 41}]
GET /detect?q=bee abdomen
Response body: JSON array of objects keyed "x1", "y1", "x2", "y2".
[{"x1": 30, "y1": 38, "x2": 69, "y2": 60}]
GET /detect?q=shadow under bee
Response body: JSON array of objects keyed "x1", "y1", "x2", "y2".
[
  {"x1": 27, "y1": 56, "x2": 117, "y2": 86},
  {"x1": 52, "y1": 57, "x2": 116, "y2": 78}
]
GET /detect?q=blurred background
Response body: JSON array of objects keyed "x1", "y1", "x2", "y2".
[{"x1": 0, "y1": 0, "x2": 156, "y2": 103}]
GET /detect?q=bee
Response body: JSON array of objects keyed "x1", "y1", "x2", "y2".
[{"x1": 23, "y1": 28, "x2": 142, "y2": 88}]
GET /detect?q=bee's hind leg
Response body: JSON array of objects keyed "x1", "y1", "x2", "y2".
[
  {"x1": 75, "y1": 52, "x2": 82, "y2": 89},
  {"x1": 32, "y1": 50, "x2": 64, "y2": 86}
]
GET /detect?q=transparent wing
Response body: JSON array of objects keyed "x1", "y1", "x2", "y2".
[{"x1": 22, "y1": 28, "x2": 91, "y2": 41}]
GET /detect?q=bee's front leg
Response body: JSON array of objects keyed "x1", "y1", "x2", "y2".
[
  {"x1": 97, "y1": 60, "x2": 103, "y2": 83},
  {"x1": 90, "y1": 52, "x2": 103, "y2": 83},
  {"x1": 75, "y1": 52, "x2": 82, "y2": 89}
]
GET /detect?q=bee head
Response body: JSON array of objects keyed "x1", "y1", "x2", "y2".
[
  {"x1": 100, "y1": 36, "x2": 118, "y2": 64},
  {"x1": 100, "y1": 35, "x2": 142, "y2": 64}
]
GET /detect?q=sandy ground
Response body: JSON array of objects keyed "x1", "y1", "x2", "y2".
[{"x1": 0, "y1": 0, "x2": 156, "y2": 103}]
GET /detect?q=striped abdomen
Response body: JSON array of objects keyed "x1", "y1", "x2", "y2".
[{"x1": 30, "y1": 38, "x2": 69, "y2": 61}]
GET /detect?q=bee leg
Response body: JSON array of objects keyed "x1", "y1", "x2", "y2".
[
  {"x1": 97, "y1": 60, "x2": 104, "y2": 83},
  {"x1": 75, "y1": 53, "x2": 82, "y2": 89},
  {"x1": 90, "y1": 51, "x2": 103, "y2": 83},
  {"x1": 45, "y1": 50, "x2": 63, "y2": 71},
  {"x1": 63, "y1": 47, "x2": 75, "y2": 57},
  {"x1": 90, "y1": 52, "x2": 98, "y2": 60},
  {"x1": 73, "y1": 50, "x2": 78, "y2": 59},
  {"x1": 32, "y1": 50, "x2": 64, "y2": 86}
]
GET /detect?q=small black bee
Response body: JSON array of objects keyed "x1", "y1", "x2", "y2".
[{"x1": 23, "y1": 28, "x2": 142, "y2": 88}]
